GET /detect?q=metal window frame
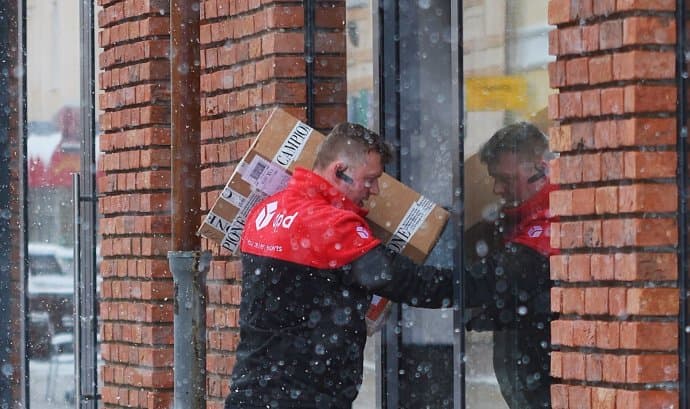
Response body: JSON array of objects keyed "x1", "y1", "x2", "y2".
[
  {"x1": 20, "y1": 0, "x2": 28, "y2": 404},
  {"x1": 0, "y1": 0, "x2": 27, "y2": 407},
  {"x1": 374, "y1": 2, "x2": 401, "y2": 404},
  {"x1": 12, "y1": 0, "x2": 99, "y2": 406},
  {"x1": 76, "y1": 0, "x2": 100, "y2": 407}
]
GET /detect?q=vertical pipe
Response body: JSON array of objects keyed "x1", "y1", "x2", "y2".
[
  {"x1": 305, "y1": 0, "x2": 315, "y2": 125},
  {"x1": 170, "y1": 0, "x2": 201, "y2": 251},
  {"x1": 676, "y1": 1, "x2": 688, "y2": 408},
  {"x1": 170, "y1": 251, "x2": 210, "y2": 409},
  {"x1": 169, "y1": 2, "x2": 206, "y2": 408},
  {"x1": 451, "y1": 2, "x2": 465, "y2": 408}
]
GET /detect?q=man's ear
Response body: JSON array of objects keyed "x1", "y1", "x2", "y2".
[
  {"x1": 334, "y1": 162, "x2": 354, "y2": 185},
  {"x1": 329, "y1": 160, "x2": 345, "y2": 177},
  {"x1": 321, "y1": 160, "x2": 346, "y2": 185}
]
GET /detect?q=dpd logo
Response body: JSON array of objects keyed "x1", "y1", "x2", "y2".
[
  {"x1": 255, "y1": 201, "x2": 278, "y2": 230},
  {"x1": 255, "y1": 201, "x2": 298, "y2": 231}
]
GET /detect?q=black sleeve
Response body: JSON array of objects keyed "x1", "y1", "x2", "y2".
[
  {"x1": 464, "y1": 259, "x2": 502, "y2": 331},
  {"x1": 348, "y1": 244, "x2": 453, "y2": 308}
]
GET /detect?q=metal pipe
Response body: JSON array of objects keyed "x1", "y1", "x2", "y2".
[
  {"x1": 169, "y1": 251, "x2": 210, "y2": 409},
  {"x1": 305, "y1": 0, "x2": 315, "y2": 125},
  {"x1": 170, "y1": 2, "x2": 206, "y2": 408},
  {"x1": 676, "y1": 0, "x2": 688, "y2": 407},
  {"x1": 170, "y1": 0, "x2": 201, "y2": 251}
]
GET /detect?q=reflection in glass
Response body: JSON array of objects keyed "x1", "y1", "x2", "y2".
[
  {"x1": 463, "y1": 1, "x2": 553, "y2": 408},
  {"x1": 26, "y1": 0, "x2": 81, "y2": 406}
]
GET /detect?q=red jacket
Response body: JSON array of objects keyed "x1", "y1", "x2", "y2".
[{"x1": 240, "y1": 167, "x2": 380, "y2": 267}]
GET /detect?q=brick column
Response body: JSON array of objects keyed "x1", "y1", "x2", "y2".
[
  {"x1": 97, "y1": 0, "x2": 174, "y2": 407},
  {"x1": 97, "y1": 0, "x2": 346, "y2": 408},
  {"x1": 547, "y1": 1, "x2": 680, "y2": 408},
  {"x1": 198, "y1": 1, "x2": 346, "y2": 408}
]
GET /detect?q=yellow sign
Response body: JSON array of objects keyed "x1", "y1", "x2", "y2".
[{"x1": 466, "y1": 76, "x2": 528, "y2": 111}]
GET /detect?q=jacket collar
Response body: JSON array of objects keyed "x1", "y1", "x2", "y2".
[{"x1": 290, "y1": 167, "x2": 369, "y2": 218}]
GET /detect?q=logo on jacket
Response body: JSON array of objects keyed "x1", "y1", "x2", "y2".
[
  {"x1": 356, "y1": 226, "x2": 370, "y2": 239},
  {"x1": 255, "y1": 201, "x2": 299, "y2": 231},
  {"x1": 527, "y1": 225, "x2": 544, "y2": 238}
]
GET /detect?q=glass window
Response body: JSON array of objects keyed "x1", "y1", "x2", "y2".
[
  {"x1": 25, "y1": 0, "x2": 101, "y2": 406},
  {"x1": 354, "y1": 0, "x2": 554, "y2": 407},
  {"x1": 465, "y1": 2, "x2": 553, "y2": 408}
]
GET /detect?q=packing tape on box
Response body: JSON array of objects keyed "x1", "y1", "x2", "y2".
[
  {"x1": 273, "y1": 121, "x2": 314, "y2": 168},
  {"x1": 219, "y1": 185, "x2": 247, "y2": 208},
  {"x1": 385, "y1": 196, "x2": 435, "y2": 254}
]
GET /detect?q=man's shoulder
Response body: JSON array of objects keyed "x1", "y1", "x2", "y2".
[{"x1": 241, "y1": 187, "x2": 379, "y2": 268}]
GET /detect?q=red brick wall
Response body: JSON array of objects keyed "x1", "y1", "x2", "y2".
[
  {"x1": 97, "y1": 0, "x2": 346, "y2": 407},
  {"x1": 98, "y1": 0, "x2": 175, "y2": 407},
  {"x1": 199, "y1": 1, "x2": 346, "y2": 408},
  {"x1": 547, "y1": 1, "x2": 680, "y2": 407}
]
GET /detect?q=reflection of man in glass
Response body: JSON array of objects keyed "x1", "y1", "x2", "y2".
[{"x1": 466, "y1": 122, "x2": 557, "y2": 409}]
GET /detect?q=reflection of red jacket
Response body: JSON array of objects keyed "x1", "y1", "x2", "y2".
[
  {"x1": 466, "y1": 183, "x2": 558, "y2": 409},
  {"x1": 502, "y1": 183, "x2": 559, "y2": 257}
]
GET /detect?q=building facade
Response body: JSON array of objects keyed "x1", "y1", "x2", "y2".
[{"x1": 1, "y1": 0, "x2": 687, "y2": 408}]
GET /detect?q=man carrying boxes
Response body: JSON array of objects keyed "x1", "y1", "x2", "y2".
[{"x1": 202, "y1": 113, "x2": 455, "y2": 409}]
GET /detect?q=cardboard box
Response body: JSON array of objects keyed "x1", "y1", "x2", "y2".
[
  {"x1": 197, "y1": 108, "x2": 324, "y2": 252},
  {"x1": 197, "y1": 108, "x2": 450, "y2": 332}
]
